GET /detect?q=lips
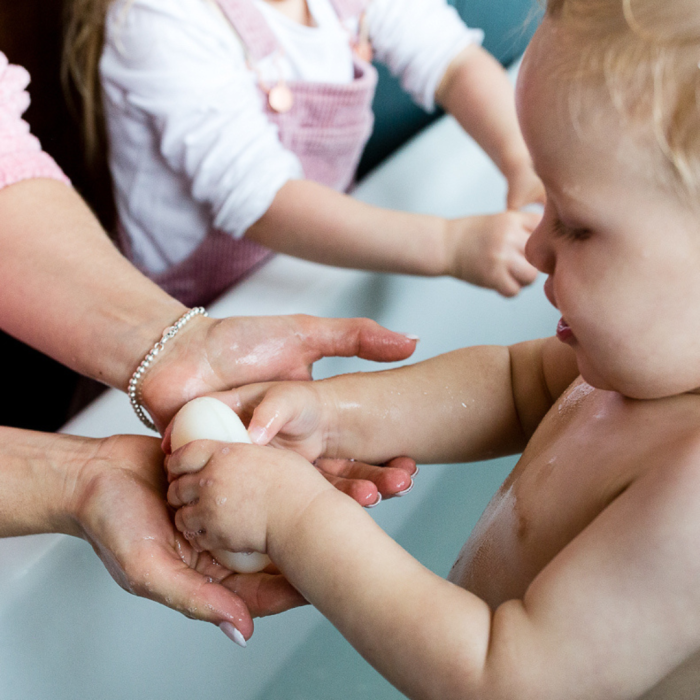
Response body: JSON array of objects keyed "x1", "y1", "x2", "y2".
[{"x1": 556, "y1": 318, "x2": 574, "y2": 342}]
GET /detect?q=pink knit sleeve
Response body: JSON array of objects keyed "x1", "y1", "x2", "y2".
[{"x1": 0, "y1": 53, "x2": 70, "y2": 189}]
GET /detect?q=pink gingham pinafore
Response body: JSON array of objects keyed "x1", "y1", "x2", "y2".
[{"x1": 149, "y1": 0, "x2": 378, "y2": 306}]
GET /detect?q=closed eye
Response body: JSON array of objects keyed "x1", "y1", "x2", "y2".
[{"x1": 552, "y1": 217, "x2": 592, "y2": 241}]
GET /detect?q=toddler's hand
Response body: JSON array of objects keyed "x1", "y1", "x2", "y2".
[
  {"x1": 182, "y1": 385, "x2": 417, "y2": 505},
  {"x1": 446, "y1": 210, "x2": 541, "y2": 297},
  {"x1": 166, "y1": 442, "x2": 330, "y2": 561}
]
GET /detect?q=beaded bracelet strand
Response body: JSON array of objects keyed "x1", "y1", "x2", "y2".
[{"x1": 128, "y1": 307, "x2": 208, "y2": 431}]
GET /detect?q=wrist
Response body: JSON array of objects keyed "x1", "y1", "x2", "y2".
[
  {"x1": 137, "y1": 313, "x2": 219, "y2": 431},
  {"x1": 497, "y1": 148, "x2": 534, "y2": 183},
  {"x1": 267, "y1": 474, "x2": 348, "y2": 569},
  {"x1": 0, "y1": 427, "x2": 97, "y2": 539},
  {"x1": 440, "y1": 218, "x2": 464, "y2": 280}
]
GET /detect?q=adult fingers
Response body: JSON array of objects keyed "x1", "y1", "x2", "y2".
[
  {"x1": 135, "y1": 540, "x2": 254, "y2": 642},
  {"x1": 221, "y1": 572, "x2": 307, "y2": 618},
  {"x1": 316, "y1": 457, "x2": 415, "y2": 498},
  {"x1": 299, "y1": 316, "x2": 419, "y2": 363},
  {"x1": 320, "y1": 471, "x2": 381, "y2": 507}
]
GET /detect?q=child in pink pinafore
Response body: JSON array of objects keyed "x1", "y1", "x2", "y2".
[{"x1": 71, "y1": 0, "x2": 544, "y2": 306}]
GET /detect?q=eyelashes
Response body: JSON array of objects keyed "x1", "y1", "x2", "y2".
[{"x1": 551, "y1": 217, "x2": 592, "y2": 241}]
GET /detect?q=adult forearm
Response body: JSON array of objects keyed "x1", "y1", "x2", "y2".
[
  {"x1": 244, "y1": 179, "x2": 449, "y2": 277},
  {"x1": 0, "y1": 179, "x2": 187, "y2": 390},
  {"x1": 0, "y1": 426, "x2": 87, "y2": 538}
]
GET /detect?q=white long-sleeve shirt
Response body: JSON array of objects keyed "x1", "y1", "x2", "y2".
[{"x1": 101, "y1": 0, "x2": 482, "y2": 273}]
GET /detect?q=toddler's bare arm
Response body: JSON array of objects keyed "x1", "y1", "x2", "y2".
[
  {"x1": 236, "y1": 335, "x2": 579, "y2": 465},
  {"x1": 169, "y1": 429, "x2": 700, "y2": 698}
]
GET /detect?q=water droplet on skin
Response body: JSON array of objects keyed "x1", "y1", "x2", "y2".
[
  {"x1": 221, "y1": 447, "x2": 230, "y2": 455},
  {"x1": 461, "y1": 403, "x2": 467, "y2": 408},
  {"x1": 206, "y1": 577, "x2": 214, "y2": 584},
  {"x1": 216, "y1": 497, "x2": 227, "y2": 506}
]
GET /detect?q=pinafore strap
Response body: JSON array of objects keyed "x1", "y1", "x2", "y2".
[{"x1": 214, "y1": 0, "x2": 368, "y2": 60}]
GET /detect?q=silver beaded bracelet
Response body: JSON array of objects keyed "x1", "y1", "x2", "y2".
[{"x1": 128, "y1": 307, "x2": 208, "y2": 431}]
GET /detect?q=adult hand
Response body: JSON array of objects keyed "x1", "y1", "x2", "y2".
[
  {"x1": 142, "y1": 314, "x2": 417, "y2": 432},
  {"x1": 70, "y1": 434, "x2": 306, "y2": 643},
  {"x1": 314, "y1": 456, "x2": 417, "y2": 506}
]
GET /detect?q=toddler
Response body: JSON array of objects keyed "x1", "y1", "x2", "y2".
[
  {"x1": 66, "y1": 0, "x2": 543, "y2": 306},
  {"x1": 166, "y1": 1, "x2": 700, "y2": 696}
]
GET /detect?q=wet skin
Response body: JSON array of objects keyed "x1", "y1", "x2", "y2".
[{"x1": 450, "y1": 376, "x2": 700, "y2": 698}]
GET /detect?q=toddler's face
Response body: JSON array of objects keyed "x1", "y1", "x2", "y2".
[{"x1": 517, "y1": 18, "x2": 700, "y2": 399}]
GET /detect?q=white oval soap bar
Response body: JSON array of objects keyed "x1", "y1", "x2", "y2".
[{"x1": 171, "y1": 396, "x2": 271, "y2": 574}]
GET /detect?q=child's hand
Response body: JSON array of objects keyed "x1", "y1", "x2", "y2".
[
  {"x1": 217, "y1": 381, "x2": 330, "y2": 460},
  {"x1": 446, "y1": 210, "x2": 541, "y2": 297},
  {"x1": 192, "y1": 385, "x2": 417, "y2": 505},
  {"x1": 166, "y1": 441, "x2": 331, "y2": 560}
]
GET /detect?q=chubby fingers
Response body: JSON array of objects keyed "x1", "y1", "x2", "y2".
[
  {"x1": 165, "y1": 439, "x2": 223, "y2": 481},
  {"x1": 203, "y1": 384, "x2": 314, "y2": 448},
  {"x1": 246, "y1": 384, "x2": 312, "y2": 446},
  {"x1": 497, "y1": 211, "x2": 540, "y2": 297}
]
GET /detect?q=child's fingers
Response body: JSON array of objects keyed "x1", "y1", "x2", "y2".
[
  {"x1": 167, "y1": 473, "x2": 202, "y2": 508},
  {"x1": 519, "y1": 209, "x2": 543, "y2": 232},
  {"x1": 247, "y1": 385, "x2": 318, "y2": 446},
  {"x1": 206, "y1": 385, "x2": 274, "y2": 421},
  {"x1": 165, "y1": 439, "x2": 218, "y2": 479},
  {"x1": 509, "y1": 253, "x2": 539, "y2": 287},
  {"x1": 174, "y1": 504, "x2": 208, "y2": 544}
]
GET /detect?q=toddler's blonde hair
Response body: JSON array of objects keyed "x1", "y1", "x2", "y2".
[{"x1": 545, "y1": 0, "x2": 700, "y2": 197}]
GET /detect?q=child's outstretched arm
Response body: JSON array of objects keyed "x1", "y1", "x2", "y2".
[
  {"x1": 246, "y1": 180, "x2": 540, "y2": 298},
  {"x1": 219, "y1": 336, "x2": 579, "y2": 467},
  {"x1": 436, "y1": 45, "x2": 545, "y2": 211},
  {"x1": 167, "y1": 397, "x2": 700, "y2": 697}
]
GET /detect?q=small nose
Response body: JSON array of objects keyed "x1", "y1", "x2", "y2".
[{"x1": 525, "y1": 215, "x2": 555, "y2": 275}]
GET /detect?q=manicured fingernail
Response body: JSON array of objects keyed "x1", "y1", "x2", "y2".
[
  {"x1": 401, "y1": 334, "x2": 420, "y2": 341},
  {"x1": 365, "y1": 492, "x2": 382, "y2": 509},
  {"x1": 395, "y1": 480, "x2": 414, "y2": 497},
  {"x1": 248, "y1": 425, "x2": 267, "y2": 445},
  {"x1": 220, "y1": 622, "x2": 247, "y2": 647}
]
